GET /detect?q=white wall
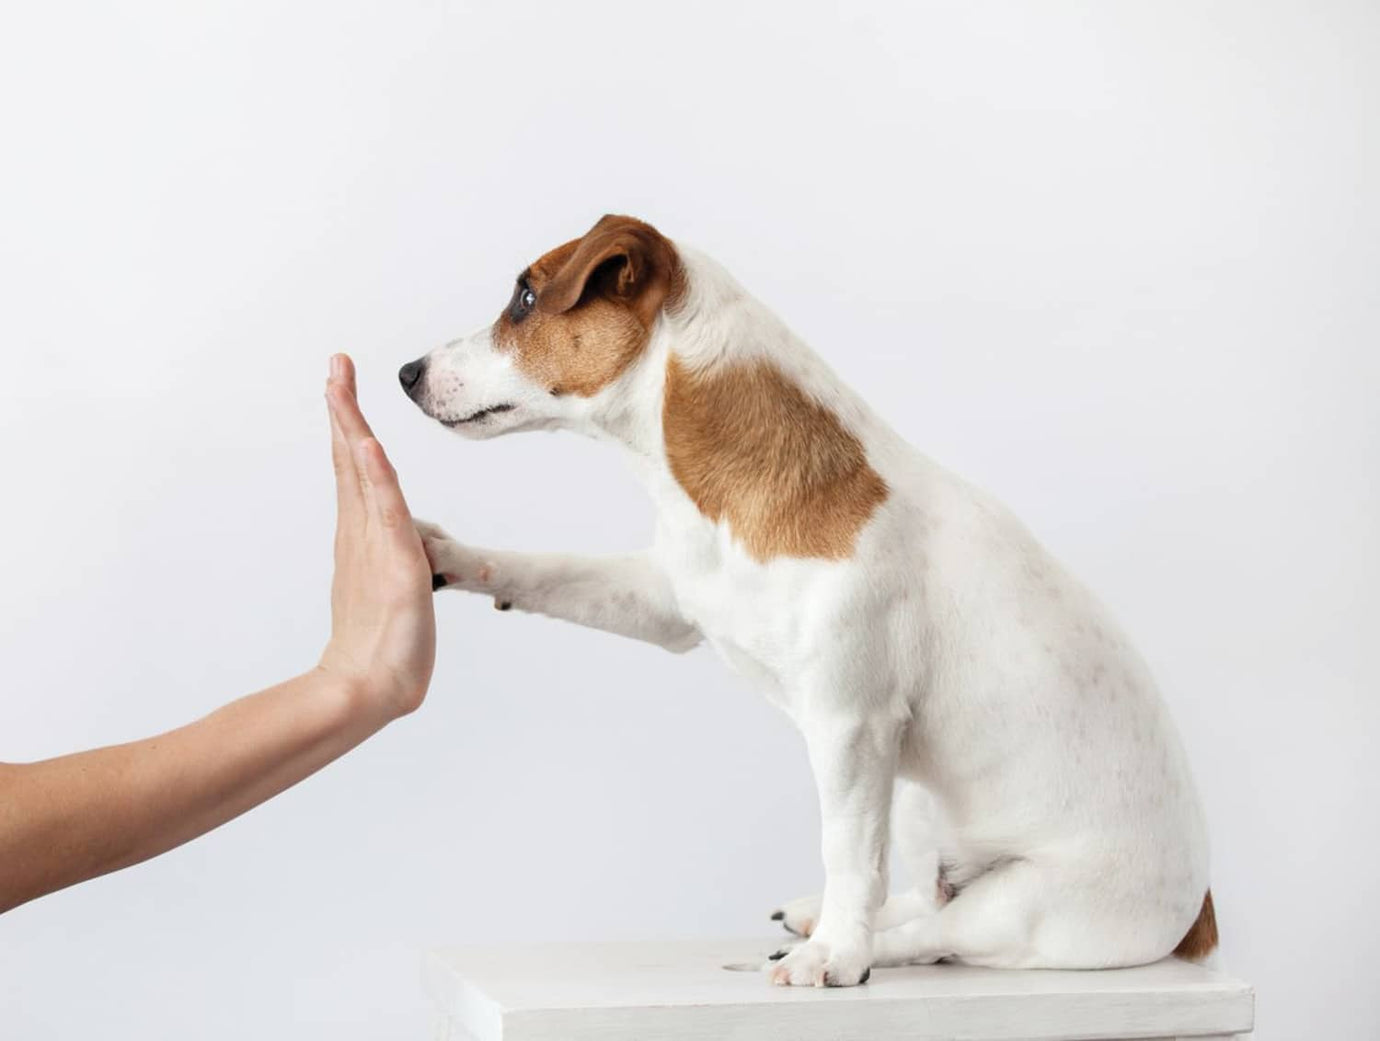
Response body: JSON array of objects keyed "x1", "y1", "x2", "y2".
[{"x1": 1, "y1": 2, "x2": 1375, "y2": 1037}]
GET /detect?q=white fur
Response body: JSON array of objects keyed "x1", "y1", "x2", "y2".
[{"x1": 408, "y1": 243, "x2": 1210, "y2": 987}]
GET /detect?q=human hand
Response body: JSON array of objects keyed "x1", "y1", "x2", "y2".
[{"x1": 318, "y1": 354, "x2": 436, "y2": 723}]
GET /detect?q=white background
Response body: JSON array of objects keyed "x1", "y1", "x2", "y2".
[{"x1": 1, "y1": 2, "x2": 1376, "y2": 1037}]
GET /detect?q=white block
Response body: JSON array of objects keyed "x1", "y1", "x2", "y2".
[{"x1": 423, "y1": 938, "x2": 1254, "y2": 1041}]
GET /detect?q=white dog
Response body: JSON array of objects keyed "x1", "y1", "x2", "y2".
[{"x1": 399, "y1": 215, "x2": 1215, "y2": 987}]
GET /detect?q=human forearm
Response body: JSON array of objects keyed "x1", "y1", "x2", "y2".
[{"x1": 0, "y1": 669, "x2": 376, "y2": 913}]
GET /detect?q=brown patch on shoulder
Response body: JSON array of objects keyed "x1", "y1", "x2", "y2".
[
  {"x1": 494, "y1": 215, "x2": 682, "y2": 397},
  {"x1": 1173, "y1": 889, "x2": 1219, "y2": 960},
  {"x1": 663, "y1": 356, "x2": 888, "y2": 562}
]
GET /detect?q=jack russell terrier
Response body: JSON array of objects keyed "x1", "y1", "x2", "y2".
[{"x1": 398, "y1": 214, "x2": 1216, "y2": 987}]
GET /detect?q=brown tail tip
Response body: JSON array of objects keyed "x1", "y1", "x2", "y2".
[{"x1": 1173, "y1": 888, "x2": 1219, "y2": 959}]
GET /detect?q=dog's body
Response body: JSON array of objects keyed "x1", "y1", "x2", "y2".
[{"x1": 401, "y1": 216, "x2": 1215, "y2": 986}]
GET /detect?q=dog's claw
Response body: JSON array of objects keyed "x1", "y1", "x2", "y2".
[
  {"x1": 770, "y1": 910, "x2": 784, "y2": 921},
  {"x1": 767, "y1": 949, "x2": 788, "y2": 961},
  {"x1": 495, "y1": 599, "x2": 513, "y2": 611},
  {"x1": 431, "y1": 574, "x2": 448, "y2": 591}
]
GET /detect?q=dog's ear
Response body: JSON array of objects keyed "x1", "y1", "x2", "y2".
[{"x1": 538, "y1": 214, "x2": 677, "y2": 327}]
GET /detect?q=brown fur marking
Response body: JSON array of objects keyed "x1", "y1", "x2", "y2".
[
  {"x1": 1173, "y1": 889, "x2": 1219, "y2": 960},
  {"x1": 494, "y1": 214, "x2": 682, "y2": 397},
  {"x1": 663, "y1": 356, "x2": 888, "y2": 562}
]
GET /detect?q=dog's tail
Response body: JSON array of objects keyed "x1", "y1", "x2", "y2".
[{"x1": 1173, "y1": 889, "x2": 1219, "y2": 960}]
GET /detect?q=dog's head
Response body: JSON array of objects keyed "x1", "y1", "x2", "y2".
[{"x1": 399, "y1": 214, "x2": 680, "y2": 438}]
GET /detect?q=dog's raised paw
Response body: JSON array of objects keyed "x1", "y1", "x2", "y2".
[
  {"x1": 415, "y1": 520, "x2": 458, "y2": 578},
  {"x1": 414, "y1": 519, "x2": 452, "y2": 543},
  {"x1": 415, "y1": 519, "x2": 494, "y2": 591}
]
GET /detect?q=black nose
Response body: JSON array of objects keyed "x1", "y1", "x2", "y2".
[{"x1": 398, "y1": 358, "x2": 427, "y2": 398}]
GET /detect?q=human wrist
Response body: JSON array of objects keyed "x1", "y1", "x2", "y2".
[{"x1": 306, "y1": 660, "x2": 395, "y2": 736}]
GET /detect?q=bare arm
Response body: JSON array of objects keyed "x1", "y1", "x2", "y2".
[
  {"x1": 0, "y1": 355, "x2": 436, "y2": 914},
  {"x1": 0, "y1": 672, "x2": 376, "y2": 913}
]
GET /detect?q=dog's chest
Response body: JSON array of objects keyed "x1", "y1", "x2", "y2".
[{"x1": 656, "y1": 508, "x2": 835, "y2": 706}]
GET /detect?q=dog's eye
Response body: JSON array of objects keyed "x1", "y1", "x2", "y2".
[{"x1": 512, "y1": 283, "x2": 537, "y2": 320}]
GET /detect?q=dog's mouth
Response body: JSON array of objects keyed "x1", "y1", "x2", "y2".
[{"x1": 442, "y1": 403, "x2": 516, "y2": 427}]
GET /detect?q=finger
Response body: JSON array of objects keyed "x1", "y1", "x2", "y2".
[
  {"x1": 327, "y1": 380, "x2": 379, "y2": 504},
  {"x1": 360, "y1": 437, "x2": 421, "y2": 547},
  {"x1": 326, "y1": 357, "x2": 382, "y2": 529},
  {"x1": 331, "y1": 353, "x2": 357, "y2": 399},
  {"x1": 327, "y1": 389, "x2": 365, "y2": 523},
  {"x1": 326, "y1": 367, "x2": 376, "y2": 445},
  {"x1": 353, "y1": 436, "x2": 380, "y2": 521}
]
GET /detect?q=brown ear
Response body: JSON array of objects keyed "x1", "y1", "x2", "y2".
[{"x1": 538, "y1": 214, "x2": 678, "y2": 327}]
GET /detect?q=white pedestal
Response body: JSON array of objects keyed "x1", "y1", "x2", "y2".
[{"x1": 423, "y1": 938, "x2": 1254, "y2": 1041}]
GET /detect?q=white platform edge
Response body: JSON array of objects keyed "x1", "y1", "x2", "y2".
[{"x1": 423, "y1": 938, "x2": 1255, "y2": 1041}]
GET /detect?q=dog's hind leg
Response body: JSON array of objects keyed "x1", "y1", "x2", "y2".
[
  {"x1": 890, "y1": 776, "x2": 949, "y2": 909},
  {"x1": 873, "y1": 855, "x2": 1193, "y2": 970},
  {"x1": 870, "y1": 858, "x2": 1046, "y2": 968},
  {"x1": 773, "y1": 887, "x2": 938, "y2": 940},
  {"x1": 416, "y1": 522, "x2": 701, "y2": 652}
]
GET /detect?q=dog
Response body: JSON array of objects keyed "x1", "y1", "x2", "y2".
[{"x1": 398, "y1": 214, "x2": 1216, "y2": 987}]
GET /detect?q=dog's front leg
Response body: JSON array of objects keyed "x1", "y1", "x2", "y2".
[
  {"x1": 417, "y1": 521, "x2": 701, "y2": 653},
  {"x1": 768, "y1": 709, "x2": 899, "y2": 987}
]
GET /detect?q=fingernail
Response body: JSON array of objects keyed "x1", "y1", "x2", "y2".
[{"x1": 330, "y1": 355, "x2": 344, "y2": 379}]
